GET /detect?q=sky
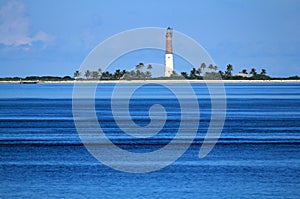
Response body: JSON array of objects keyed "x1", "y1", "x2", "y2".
[{"x1": 0, "y1": 0, "x2": 299, "y2": 77}]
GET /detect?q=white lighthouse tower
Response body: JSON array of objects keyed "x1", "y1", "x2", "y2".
[{"x1": 164, "y1": 27, "x2": 174, "y2": 77}]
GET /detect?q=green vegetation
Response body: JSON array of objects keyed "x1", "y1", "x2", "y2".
[
  {"x1": 74, "y1": 63, "x2": 154, "y2": 80},
  {"x1": 0, "y1": 76, "x2": 73, "y2": 81},
  {"x1": 0, "y1": 62, "x2": 299, "y2": 82},
  {"x1": 71, "y1": 62, "x2": 298, "y2": 81}
]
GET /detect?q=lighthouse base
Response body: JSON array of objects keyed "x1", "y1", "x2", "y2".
[{"x1": 164, "y1": 54, "x2": 173, "y2": 77}]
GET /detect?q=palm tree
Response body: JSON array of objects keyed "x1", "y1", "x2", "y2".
[
  {"x1": 250, "y1": 68, "x2": 257, "y2": 76},
  {"x1": 146, "y1": 64, "x2": 152, "y2": 78},
  {"x1": 172, "y1": 71, "x2": 178, "y2": 76},
  {"x1": 84, "y1": 70, "x2": 91, "y2": 79},
  {"x1": 196, "y1": 68, "x2": 201, "y2": 76},
  {"x1": 213, "y1": 65, "x2": 218, "y2": 71},
  {"x1": 98, "y1": 68, "x2": 102, "y2": 78},
  {"x1": 195, "y1": 63, "x2": 206, "y2": 76},
  {"x1": 225, "y1": 64, "x2": 233, "y2": 78},
  {"x1": 136, "y1": 69, "x2": 142, "y2": 78},
  {"x1": 208, "y1": 64, "x2": 216, "y2": 71},
  {"x1": 130, "y1": 70, "x2": 136, "y2": 77},
  {"x1": 114, "y1": 69, "x2": 122, "y2": 79},
  {"x1": 219, "y1": 70, "x2": 225, "y2": 78},
  {"x1": 119, "y1": 70, "x2": 128, "y2": 80},
  {"x1": 74, "y1": 70, "x2": 81, "y2": 79},
  {"x1": 200, "y1": 63, "x2": 206, "y2": 71},
  {"x1": 135, "y1": 63, "x2": 144, "y2": 71},
  {"x1": 101, "y1": 71, "x2": 111, "y2": 80},
  {"x1": 145, "y1": 71, "x2": 151, "y2": 79},
  {"x1": 147, "y1": 64, "x2": 152, "y2": 71},
  {"x1": 261, "y1": 69, "x2": 267, "y2": 75},
  {"x1": 181, "y1": 72, "x2": 188, "y2": 79},
  {"x1": 91, "y1": 71, "x2": 99, "y2": 79},
  {"x1": 190, "y1": 68, "x2": 197, "y2": 79},
  {"x1": 241, "y1": 69, "x2": 248, "y2": 74}
]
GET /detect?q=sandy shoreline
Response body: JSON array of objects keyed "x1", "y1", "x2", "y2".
[{"x1": 0, "y1": 79, "x2": 300, "y2": 84}]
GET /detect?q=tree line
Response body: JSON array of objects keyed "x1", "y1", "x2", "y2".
[
  {"x1": 177, "y1": 63, "x2": 270, "y2": 80},
  {"x1": 0, "y1": 76, "x2": 73, "y2": 81},
  {"x1": 74, "y1": 62, "x2": 300, "y2": 80},
  {"x1": 0, "y1": 62, "x2": 299, "y2": 81},
  {"x1": 219, "y1": 64, "x2": 270, "y2": 80},
  {"x1": 74, "y1": 63, "x2": 153, "y2": 80}
]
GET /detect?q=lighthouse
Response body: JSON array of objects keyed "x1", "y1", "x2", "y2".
[{"x1": 164, "y1": 27, "x2": 174, "y2": 77}]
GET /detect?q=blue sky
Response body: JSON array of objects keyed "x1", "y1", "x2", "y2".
[{"x1": 0, "y1": 0, "x2": 299, "y2": 77}]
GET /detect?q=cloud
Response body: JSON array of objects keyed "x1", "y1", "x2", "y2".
[{"x1": 0, "y1": 0, "x2": 54, "y2": 48}]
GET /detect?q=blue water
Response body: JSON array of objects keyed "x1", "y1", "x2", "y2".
[{"x1": 0, "y1": 83, "x2": 299, "y2": 198}]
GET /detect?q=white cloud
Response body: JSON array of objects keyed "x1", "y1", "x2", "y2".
[{"x1": 0, "y1": 0, "x2": 54, "y2": 48}]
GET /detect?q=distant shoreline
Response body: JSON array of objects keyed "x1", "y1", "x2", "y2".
[{"x1": 1, "y1": 79, "x2": 300, "y2": 84}]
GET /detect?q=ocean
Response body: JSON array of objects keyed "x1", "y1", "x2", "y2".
[{"x1": 0, "y1": 83, "x2": 299, "y2": 198}]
